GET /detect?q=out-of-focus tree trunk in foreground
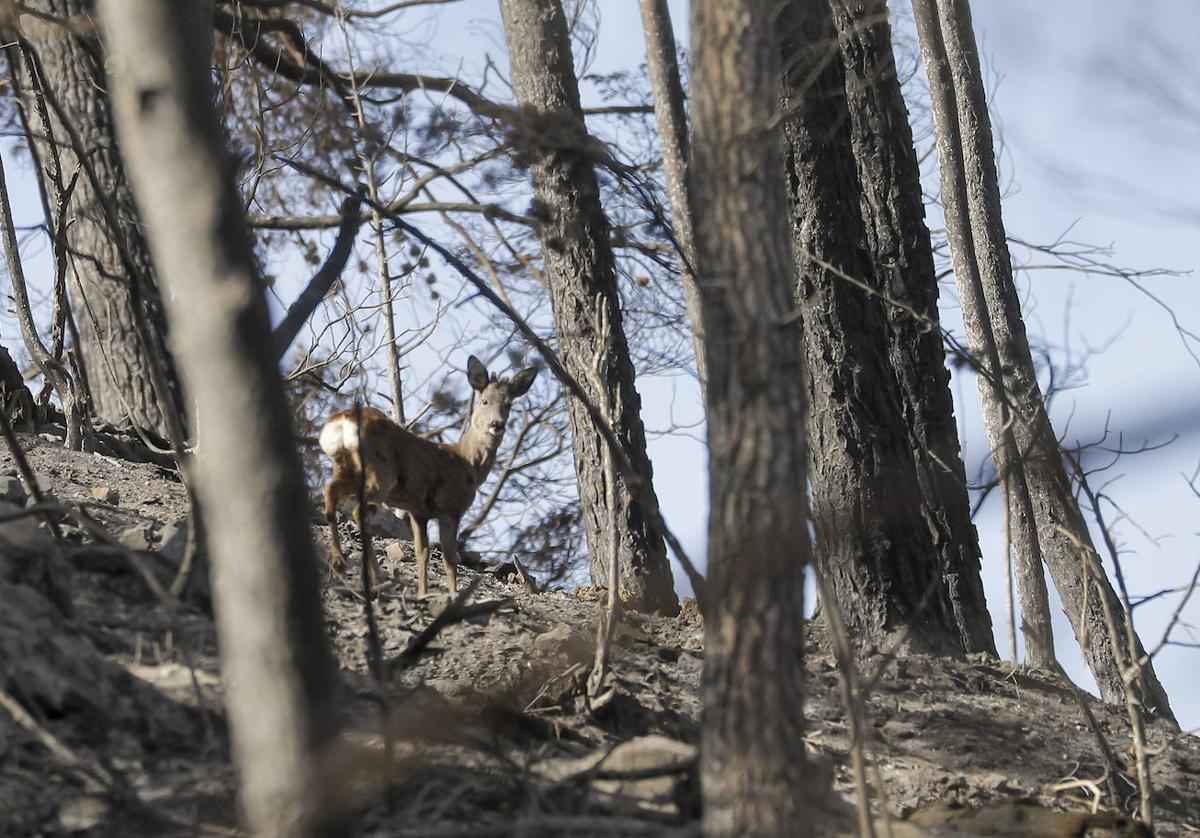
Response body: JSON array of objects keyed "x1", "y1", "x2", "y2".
[
  {"x1": 690, "y1": 0, "x2": 814, "y2": 834},
  {"x1": 98, "y1": 1, "x2": 339, "y2": 833}
]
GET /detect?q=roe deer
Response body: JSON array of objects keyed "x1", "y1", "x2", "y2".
[{"x1": 319, "y1": 355, "x2": 538, "y2": 595}]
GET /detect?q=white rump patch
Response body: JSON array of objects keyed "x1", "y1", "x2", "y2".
[{"x1": 319, "y1": 416, "x2": 360, "y2": 457}]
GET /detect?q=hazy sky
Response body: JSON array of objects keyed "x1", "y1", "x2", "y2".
[{"x1": 2, "y1": 1, "x2": 1195, "y2": 730}]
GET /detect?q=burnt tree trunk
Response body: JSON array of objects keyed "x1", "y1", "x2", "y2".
[
  {"x1": 498, "y1": 0, "x2": 677, "y2": 615},
  {"x1": 907, "y1": 0, "x2": 1055, "y2": 670},
  {"x1": 99, "y1": 0, "x2": 339, "y2": 832},
  {"x1": 912, "y1": 0, "x2": 1176, "y2": 723},
  {"x1": 829, "y1": 0, "x2": 995, "y2": 656},
  {"x1": 779, "y1": 0, "x2": 962, "y2": 655},
  {"x1": 19, "y1": 0, "x2": 179, "y2": 440},
  {"x1": 690, "y1": 0, "x2": 814, "y2": 833},
  {"x1": 638, "y1": 0, "x2": 708, "y2": 392}
]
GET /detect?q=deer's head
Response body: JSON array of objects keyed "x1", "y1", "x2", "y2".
[{"x1": 466, "y1": 355, "x2": 538, "y2": 440}]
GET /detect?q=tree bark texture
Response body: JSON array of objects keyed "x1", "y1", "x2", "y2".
[
  {"x1": 690, "y1": 1, "x2": 814, "y2": 834},
  {"x1": 779, "y1": 0, "x2": 962, "y2": 656},
  {"x1": 498, "y1": 0, "x2": 678, "y2": 615},
  {"x1": 99, "y1": 2, "x2": 340, "y2": 833},
  {"x1": 829, "y1": 0, "x2": 994, "y2": 656},
  {"x1": 638, "y1": 0, "x2": 708, "y2": 392},
  {"x1": 19, "y1": 0, "x2": 179, "y2": 439},
  {"x1": 0, "y1": 148, "x2": 85, "y2": 449},
  {"x1": 911, "y1": 0, "x2": 1175, "y2": 723},
  {"x1": 906, "y1": 0, "x2": 1054, "y2": 670}
]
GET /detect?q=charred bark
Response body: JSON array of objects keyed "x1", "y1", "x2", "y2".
[
  {"x1": 830, "y1": 0, "x2": 995, "y2": 656},
  {"x1": 779, "y1": 0, "x2": 962, "y2": 655},
  {"x1": 498, "y1": 0, "x2": 677, "y2": 615},
  {"x1": 690, "y1": 0, "x2": 814, "y2": 832},
  {"x1": 912, "y1": 0, "x2": 1175, "y2": 723},
  {"x1": 19, "y1": 0, "x2": 180, "y2": 440}
]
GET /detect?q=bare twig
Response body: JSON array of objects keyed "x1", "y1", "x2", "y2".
[{"x1": 587, "y1": 296, "x2": 621, "y2": 711}]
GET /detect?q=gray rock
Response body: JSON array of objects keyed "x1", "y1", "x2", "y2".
[
  {"x1": 116, "y1": 524, "x2": 153, "y2": 552},
  {"x1": 369, "y1": 508, "x2": 410, "y2": 539},
  {"x1": 592, "y1": 735, "x2": 697, "y2": 818},
  {"x1": 57, "y1": 795, "x2": 110, "y2": 832},
  {"x1": 156, "y1": 516, "x2": 190, "y2": 564},
  {"x1": 0, "y1": 477, "x2": 25, "y2": 504},
  {"x1": 89, "y1": 486, "x2": 119, "y2": 505},
  {"x1": 533, "y1": 623, "x2": 593, "y2": 666},
  {"x1": 0, "y1": 500, "x2": 45, "y2": 548}
]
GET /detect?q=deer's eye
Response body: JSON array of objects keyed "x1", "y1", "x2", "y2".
[{"x1": 481, "y1": 399, "x2": 489, "y2": 406}]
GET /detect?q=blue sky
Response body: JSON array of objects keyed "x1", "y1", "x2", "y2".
[{"x1": 2, "y1": 1, "x2": 1196, "y2": 730}]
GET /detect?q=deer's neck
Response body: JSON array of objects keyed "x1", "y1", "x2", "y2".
[{"x1": 454, "y1": 422, "x2": 501, "y2": 484}]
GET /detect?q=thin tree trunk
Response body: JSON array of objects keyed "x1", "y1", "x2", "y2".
[
  {"x1": 637, "y1": 0, "x2": 707, "y2": 393},
  {"x1": 99, "y1": 2, "x2": 339, "y2": 834},
  {"x1": 19, "y1": 0, "x2": 180, "y2": 440},
  {"x1": 912, "y1": 0, "x2": 1176, "y2": 723},
  {"x1": 829, "y1": 0, "x2": 995, "y2": 656},
  {"x1": 907, "y1": 0, "x2": 1054, "y2": 669},
  {"x1": 338, "y1": 13, "x2": 405, "y2": 423},
  {"x1": 778, "y1": 0, "x2": 962, "y2": 655},
  {"x1": 690, "y1": 0, "x2": 814, "y2": 833},
  {"x1": 498, "y1": 0, "x2": 678, "y2": 615},
  {"x1": 0, "y1": 148, "x2": 85, "y2": 449}
]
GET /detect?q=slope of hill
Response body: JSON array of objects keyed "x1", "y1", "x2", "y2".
[{"x1": 1, "y1": 434, "x2": 1197, "y2": 835}]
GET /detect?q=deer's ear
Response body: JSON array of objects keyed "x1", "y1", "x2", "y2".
[
  {"x1": 509, "y1": 366, "x2": 539, "y2": 396},
  {"x1": 467, "y1": 356, "x2": 490, "y2": 391}
]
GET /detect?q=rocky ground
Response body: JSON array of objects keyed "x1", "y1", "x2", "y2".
[{"x1": 1, "y1": 432, "x2": 1198, "y2": 836}]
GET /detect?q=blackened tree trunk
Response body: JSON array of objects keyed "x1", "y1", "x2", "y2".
[
  {"x1": 99, "y1": 1, "x2": 339, "y2": 832},
  {"x1": 829, "y1": 0, "x2": 995, "y2": 656},
  {"x1": 912, "y1": 0, "x2": 1176, "y2": 723},
  {"x1": 638, "y1": 0, "x2": 708, "y2": 392},
  {"x1": 690, "y1": 0, "x2": 813, "y2": 832},
  {"x1": 20, "y1": 0, "x2": 178, "y2": 439},
  {"x1": 498, "y1": 0, "x2": 678, "y2": 615},
  {"x1": 779, "y1": 0, "x2": 962, "y2": 655}
]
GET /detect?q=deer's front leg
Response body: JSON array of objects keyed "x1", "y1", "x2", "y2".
[
  {"x1": 411, "y1": 515, "x2": 431, "y2": 598},
  {"x1": 438, "y1": 514, "x2": 461, "y2": 595}
]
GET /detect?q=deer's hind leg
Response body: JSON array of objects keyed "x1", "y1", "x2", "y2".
[
  {"x1": 324, "y1": 463, "x2": 357, "y2": 575},
  {"x1": 346, "y1": 458, "x2": 393, "y2": 588},
  {"x1": 411, "y1": 515, "x2": 431, "y2": 598}
]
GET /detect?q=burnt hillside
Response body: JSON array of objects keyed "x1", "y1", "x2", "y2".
[{"x1": 1, "y1": 435, "x2": 1198, "y2": 836}]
